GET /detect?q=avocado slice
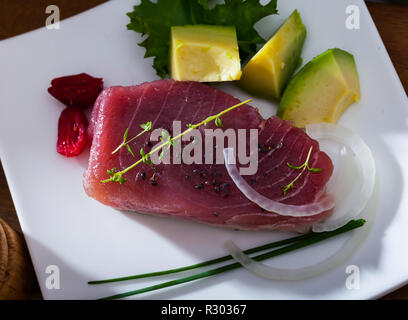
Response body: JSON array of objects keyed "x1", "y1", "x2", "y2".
[
  {"x1": 277, "y1": 48, "x2": 360, "y2": 128},
  {"x1": 238, "y1": 10, "x2": 306, "y2": 100},
  {"x1": 170, "y1": 25, "x2": 242, "y2": 82}
]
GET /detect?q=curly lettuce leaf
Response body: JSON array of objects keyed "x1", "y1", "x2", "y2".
[{"x1": 127, "y1": 0, "x2": 278, "y2": 78}]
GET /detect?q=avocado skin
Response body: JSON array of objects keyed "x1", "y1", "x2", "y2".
[
  {"x1": 276, "y1": 50, "x2": 331, "y2": 118},
  {"x1": 277, "y1": 48, "x2": 360, "y2": 126}
]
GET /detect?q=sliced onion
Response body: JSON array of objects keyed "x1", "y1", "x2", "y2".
[
  {"x1": 223, "y1": 123, "x2": 375, "y2": 228},
  {"x1": 224, "y1": 240, "x2": 309, "y2": 281},
  {"x1": 306, "y1": 123, "x2": 376, "y2": 232},
  {"x1": 223, "y1": 123, "x2": 377, "y2": 281},
  {"x1": 224, "y1": 212, "x2": 370, "y2": 281},
  {"x1": 224, "y1": 187, "x2": 377, "y2": 281},
  {"x1": 223, "y1": 148, "x2": 335, "y2": 217}
]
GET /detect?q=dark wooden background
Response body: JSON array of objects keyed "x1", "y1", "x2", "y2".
[{"x1": 0, "y1": 0, "x2": 407, "y2": 299}]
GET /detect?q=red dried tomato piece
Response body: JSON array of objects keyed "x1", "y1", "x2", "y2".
[
  {"x1": 57, "y1": 107, "x2": 89, "y2": 157},
  {"x1": 48, "y1": 73, "x2": 103, "y2": 108}
]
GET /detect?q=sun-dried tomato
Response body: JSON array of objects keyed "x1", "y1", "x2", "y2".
[
  {"x1": 57, "y1": 107, "x2": 89, "y2": 157},
  {"x1": 48, "y1": 73, "x2": 103, "y2": 108}
]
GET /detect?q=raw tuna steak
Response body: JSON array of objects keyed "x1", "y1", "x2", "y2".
[{"x1": 84, "y1": 80, "x2": 333, "y2": 233}]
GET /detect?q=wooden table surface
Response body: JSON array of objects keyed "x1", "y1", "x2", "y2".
[{"x1": 0, "y1": 0, "x2": 407, "y2": 300}]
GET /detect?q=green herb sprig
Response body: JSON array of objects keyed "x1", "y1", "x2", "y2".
[
  {"x1": 281, "y1": 146, "x2": 322, "y2": 195},
  {"x1": 112, "y1": 122, "x2": 153, "y2": 157},
  {"x1": 90, "y1": 219, "x2": 366, "y2": 300},
  {"x1": 101, "y1": 99, "x2": 252, "y2": 184},
  {"x1": 159, "y1": 130, "x2": 173, "y2": 160},
  {"x1": 215, "y1": 117, "x2": 223, "y2": 128},
  {"x1": 139, "y1": 148, "x2": 153, "y2": 165},
  {"x1": 106, "y1": 168, "x2": 127, "y2": 184}
]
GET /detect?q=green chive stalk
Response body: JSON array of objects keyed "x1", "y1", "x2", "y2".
[
  {"x1": 96, "y1": 219, "x2": 365, "y2": 300},
  {"x1": 89, "y1": 231, "x2": 320, "y2": 285}
]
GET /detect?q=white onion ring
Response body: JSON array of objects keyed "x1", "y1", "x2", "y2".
[
  {"x1": 223, "y1": 123, "x2": 377, "y2": 281},
  {"x1": 306, "y1": 123, "x2": 376, "y2": 232},
  {"x1": 225, "y1": 240, "x2": 322, "y2": 281},
  {"x1": 223, "y1": 123, "x2": 375, "y2": 228},
  {"x1": 223, "y1": 148, "x2": 335, "y2": 217},
  {"x1": 224, "y1": 188, "x2": 377, "y2": 281}
]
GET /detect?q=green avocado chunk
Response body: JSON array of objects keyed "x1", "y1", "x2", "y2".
[
  {"x1": 170, "y1": 25, "x2": 242, "y2": 82},
  {"x1": 238, "y1": 10, "x2": 306, "y2": 100},
  {"x1": 277, "y1": 48, "x2": 360, "y2": 128}
]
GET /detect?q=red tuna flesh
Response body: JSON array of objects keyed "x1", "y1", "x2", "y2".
[{"x1": 84, "y1": 80, "x2": 333, "y2": 233}]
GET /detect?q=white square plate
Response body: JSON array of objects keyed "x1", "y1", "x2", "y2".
[{"x1": 1, "y1": 0, "x2": 408, "y2": 299}]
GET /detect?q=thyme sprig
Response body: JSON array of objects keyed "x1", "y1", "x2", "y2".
[
  {"x1": 106, "y1": 168, "x2": 127, "y2": 184},
  {"x1": 215, "y1": 117, "x2": 223, "y2": 128},
  {"x1": 139, "y1": 148, "x2": 152, "y2": 165},
  {"x1": 280, "y1": 146, "x2": 322, "y2": 195},
  {"x1": 159, "y1": 130, "x2": 173, "y2": 160},
  {"x1": 101, "y1": 99, "x2": 252, "y2": 184},
  {"x1": 112, "y1": 122, "x2": 153, "y2": 157}
]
